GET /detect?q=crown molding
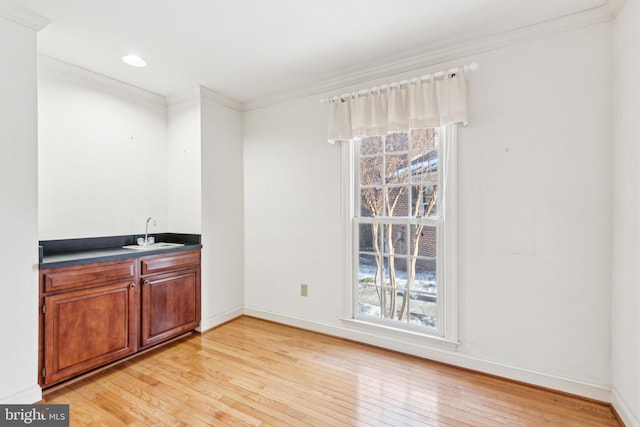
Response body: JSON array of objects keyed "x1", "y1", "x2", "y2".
[
  {"x1": 0, "y1": 0, "x2": 49, "y2": 31},
  {"x1": 166, "y1": 86, "x2": 243, "y2": 111},
  {"x1": 607, "y1": 0, "x2": 627, "y2": 17},
  {"x1": 38, "y1": 54, "x2": 166, "y2": 106},
  {"x1": 199, "y1": 86, "x2": 243, "y2": 112},
  {"x1": 38, "y1": 55, "x2": 244, "y2": 111},
  {"x1": 243, "y1": 4, "x2": 613, "y2": 111},
  {"x1": 165, "y1": 87, "x2": 201, "y2": 106}
]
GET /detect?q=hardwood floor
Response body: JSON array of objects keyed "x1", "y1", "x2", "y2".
[{"x1": 42, "y1": 316, "x2": 621, "y2": 426}]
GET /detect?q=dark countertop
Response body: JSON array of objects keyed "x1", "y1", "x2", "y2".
[{"x1": 39, "y1": 233, "x2": 202, "y2": 269}]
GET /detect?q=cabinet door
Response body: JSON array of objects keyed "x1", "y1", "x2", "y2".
[
  {"x1": 43, "y1": 281, "x2": 137, "y2": 386},
  {"x1": 140, "y1": 269, "x2": 200, "y2": 348}
]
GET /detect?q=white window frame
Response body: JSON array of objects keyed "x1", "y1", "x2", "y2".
[{"x1": 341, "y1": 125, "x2": 458, "y2": 345}]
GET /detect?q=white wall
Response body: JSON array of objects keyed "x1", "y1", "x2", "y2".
[
  {"x1": 243, "y1": 97, "x2": 344, "y2": 322},
  {"x1": 167, "y1": 93, "x2": 201, "y2": 233},
  {"x1": 612, "y1": 1, "x2": 640, "y2": 425},
  {"x1": 244, "y1": 22, "x2": 612, "y2": 398},
  {"x1": 200, "y1": 92, "x2": 245, "y2": 328},
  {"x1": 165, "y1": 88, "x2": 244, "y2": 329},
  {"x1": 458, "y1": 23, "x2": 612, "y2": 387},
  {"x1": 38, "y1": 58, "x2": 169, "y2": 239},
  {"x1": 0, "y1": 14, "x2": 42, "y2": 403}
]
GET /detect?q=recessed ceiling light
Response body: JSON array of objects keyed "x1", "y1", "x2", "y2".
[{"x1": 122, "y1": 55, "x2": 147, "y2": 67}]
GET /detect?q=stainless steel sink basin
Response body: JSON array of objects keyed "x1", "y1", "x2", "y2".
[{"x1": 122, "y1": 242, "x2": 185, "y2": 250}]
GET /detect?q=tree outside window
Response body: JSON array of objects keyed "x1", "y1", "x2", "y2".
[{"x1": 355, "y1": 128, "x2": 443, "y2": 332}]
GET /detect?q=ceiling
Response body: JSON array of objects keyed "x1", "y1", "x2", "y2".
[{"x1": 14, "y1": 0, "x2": 610, "y2": 105}]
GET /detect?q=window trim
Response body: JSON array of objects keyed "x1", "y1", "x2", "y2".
[{"x1": 341, "y1": 125, "x2": 458, "y2": 344}]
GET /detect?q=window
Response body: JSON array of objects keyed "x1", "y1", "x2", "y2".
[{"x1": 351, "y1": 126, "x2": 457, "y2": 339}]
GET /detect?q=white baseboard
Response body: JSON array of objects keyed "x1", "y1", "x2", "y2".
[
  {"x1": 243, "y1": 307, "x2": 612, "y2": 403},
  {"x1": 612, "y1": 387, "x2": 640, "y2": 427},
  {"x1": 198, "y1": 307, "x2": 244, "y2": 332},
  {"x1": 0, "y1": 385, "x2": 42, "y2": 404}
]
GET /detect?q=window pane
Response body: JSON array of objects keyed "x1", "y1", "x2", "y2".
[
  {"x1": 385, "y1": 154, "x2": 410, "y2": 184},
  {"x1": 357, "y1": 283, "x2": 381, "y2": 318},
  {"x1": 408, "y1": 220, "x2": 438, "y2": 328},
  {"x1": 360, "y1": 188, "x2": 383, "y2": 217},
  {"x1": 358, "y1": 226, "x2": 380, "y2": 254},
  {"x1": 385, "y1": 186, "x2": 409, "y2": 217},
  {"x1": 382, "y1": 255, "x2": 407, "y2": 287},
  {"x1": 357, "y1": 253, "x2": 383, "y2": 318},
  {"x1": 360, "y1": 155, "x2": 383, "y2": 186},
  {"x1": 408, "y1": 297, "x2": 437, "y2": 328},
  {"x1": 410, "y1": 150, "x2": 438, "y2": 184},
  {"x1": 385, "y1": 132, "x2": 409, "y2": 152},
  {"x1": 411, "y1": 128, "x2": 438, "y2": 151},
  {"x1": 382, "y1": 287, "x2": 405, "y2": 320},
  {"x1": 410, "y1": 225, "x2": 437, "y2": 258},
  {"x1": 383, "y1": 255, "x2": 407, "y2": 319},
  {"x1": 411, "y1": 184, "x2": 438, "y2": 217},
  {"x1": 381, "y1": 224, "x2": 407, "y2": 256},
  {"x1": 360, "y1": 136, "x2": 383, "y2": 156},
  {"x1": 412, "y1": 257, "x2": 437, "y2": 294}
]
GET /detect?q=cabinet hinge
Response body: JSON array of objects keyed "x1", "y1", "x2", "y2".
[
  {"x1": 41, "y1": 304, "x2": 46, "y2": 314},
  {"x1": 41, "y1": 368, "x2": 45, "y2": 378}
]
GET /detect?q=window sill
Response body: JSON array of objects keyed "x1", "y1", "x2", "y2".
[{"x1": 341, "y1": 318, "x2": 459, "y2": 352}]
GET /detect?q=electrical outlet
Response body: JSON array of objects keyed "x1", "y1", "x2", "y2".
[{"x1": 300, "y1": 283, "x2": 308, "y2": 297}]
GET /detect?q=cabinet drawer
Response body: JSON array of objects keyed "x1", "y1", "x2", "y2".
[
  {"x1": 42, "y1": 259, "x2": 135, "y2": 293},
  {"x1": 141, "y1": 250, "x2": 200, "y2": 275}
]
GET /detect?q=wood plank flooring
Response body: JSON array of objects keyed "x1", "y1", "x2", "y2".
[{"x1": 42, "y1": 316, "x2": 622, "y2": 426}]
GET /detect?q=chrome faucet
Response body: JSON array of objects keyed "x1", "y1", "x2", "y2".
[{"x1": 143, "y1": 217, "x2": 156, "y2": 245}]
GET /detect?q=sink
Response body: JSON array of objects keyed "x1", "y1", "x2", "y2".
[{"x1": 122, "y1": 242, "x2": 185, "y2": 250}]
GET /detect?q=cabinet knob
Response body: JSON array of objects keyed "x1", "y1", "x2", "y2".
[
  {"x1": 143, "y1": 280, "x2": 150, "y2": 286},
  {"x1": 130, "y1": 283, "x2": 136, "y2": 289}
]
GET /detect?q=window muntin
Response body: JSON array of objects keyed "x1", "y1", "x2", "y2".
[{"x1": 354, "y1": 128, "x2": 445, "y2": 335}]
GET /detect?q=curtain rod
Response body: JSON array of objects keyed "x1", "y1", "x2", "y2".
[{"x1": 320, "y1": 62, "x2": 479, "y2": 105}]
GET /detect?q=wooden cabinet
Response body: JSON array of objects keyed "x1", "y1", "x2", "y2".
[
  {"x1": 39, "y1": 249, "x2": 200, "y2": 388},
  {"x1": 42, "y1": 280, "x2": 137, "y2": 386},
  {"x1": 42, "y1": 259, "x2": 136, "y2": 293},
  {"x1": 140, "y1": 251, "x2": 201, "y2": 348}
]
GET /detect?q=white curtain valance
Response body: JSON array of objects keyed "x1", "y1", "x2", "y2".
[{"x1": 327, "y1": 70, "x2": 469, "y2": 142}]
